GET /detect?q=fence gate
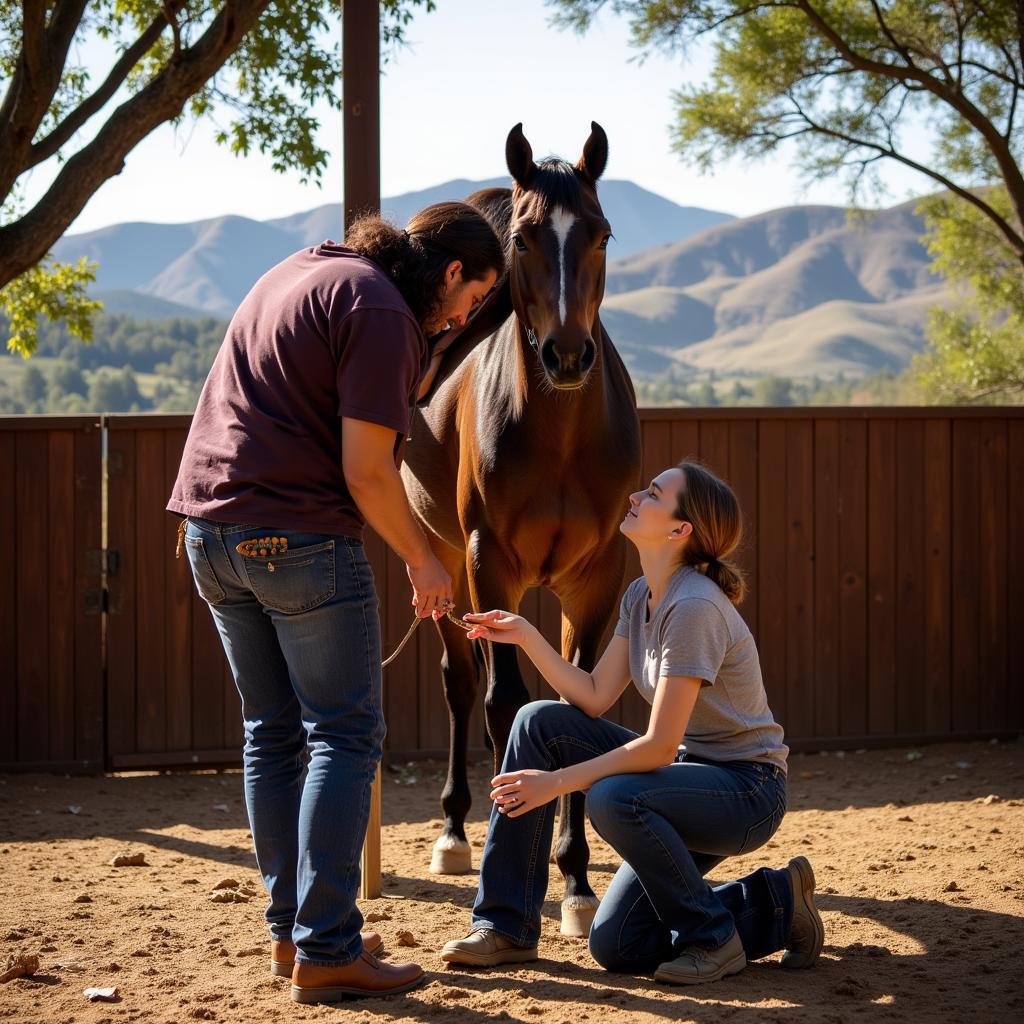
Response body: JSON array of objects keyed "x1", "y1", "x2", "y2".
[
  {"x1": 104, "y1": 415, "x2": 243, "y2": 769},
  {"x1": 0, "y1": 416, "x2": 103, "y2": 772}
]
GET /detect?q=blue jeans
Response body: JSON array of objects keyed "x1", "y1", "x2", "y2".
[
  {"x1": 471, "y1": 700, "x2": 791, "y2": 970},
  {"x1": 183, "y1": 517, "x2": 385, "y2": 967}
]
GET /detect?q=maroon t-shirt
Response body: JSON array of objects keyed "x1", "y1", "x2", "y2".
[{"x1": 167, "y1": 244, "x2": 428, "y2": 538}]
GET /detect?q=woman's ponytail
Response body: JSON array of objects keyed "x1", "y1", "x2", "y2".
[{"x1": 673, "y1": 462, "x2": 747, "y2": 606}]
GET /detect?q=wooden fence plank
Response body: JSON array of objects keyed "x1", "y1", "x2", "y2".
[
  {"x1": 135, "y1": 430, "x2": 168, "y2": 753},
  {"x1": 47, "y1": 431, "x2": 76, "y2": 761},
  {"x1": 106, "y1": 428, "x2": 137, "y2": 760},
  {"x1": 758, "y1": 420, "x2": 788, "y2": 726},
  {"x1": 867, "y1": 420, "x2": 896, "y2": 735},
  {"x1": 15, "y1": 431, "x2": 49, "y2": 763},
  {"x1": 838, "y1": 419, "x2": 868, "y2": 737},
  {"x1": 1008, "y1": 421, "x2": 1024, "y2": 732},
  {"x1": 727, "y1": 420, "x2": 759, "y2": 639},
  {"x1": 895, "y1": 420, "x2": 926, "y2": 735},
  {"x1": 0, "y1": 432, "x2": 16, "y2": 759},
  {"x1": 923, "y1": 420, "x2": 951, "y2": 736},
  {"x1": 700, "y1": 419, "x2": 729, "y2": 479},
  {"x1": 74, "y1": 422, "x2": 103, "y2": 765},
  {"x1": 978, "y1": 420, "x2": 1008, "y2": 732},
  {"x1": 813, "y1": 419, "x2": 840, "y2": 739},
  {"x1": 785, "y1": 420, "x2": 815, "y2": 741},
  {"x1": 951, "y1": 420, "x2": 980, "y2": 733}
]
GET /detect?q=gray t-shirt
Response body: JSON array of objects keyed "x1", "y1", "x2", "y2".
[{"x1": 614, "y1": 567, "x2": 788, "y2": 772}]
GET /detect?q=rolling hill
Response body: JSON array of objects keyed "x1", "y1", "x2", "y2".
[{"x1": 50, "y1": 182, "x2": 944, "y2": 381}]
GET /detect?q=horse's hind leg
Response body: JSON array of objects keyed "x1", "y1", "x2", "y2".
[
  {"x1": 553, "y1": 550, "x2": 626, "y2": 936},
  {"x1": 430, "y1": 545, "x2": 480, "y2": 875}
]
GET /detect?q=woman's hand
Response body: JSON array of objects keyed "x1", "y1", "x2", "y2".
[
  {"x1": 463, "y1": 610, "x2": 533, "y2": 646},
  {"x1": 490, "y1": 769, "x2": 562, "y2": 818}
]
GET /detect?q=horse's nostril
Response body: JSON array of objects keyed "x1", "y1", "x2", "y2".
[
  {"x1": 541, "y1": 339, "x2": 560, "y2": 373},
  {"x1": 581, "y1": 339, "x2": 596, "y2": 371}
]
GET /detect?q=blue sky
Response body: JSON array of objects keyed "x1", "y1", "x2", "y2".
[{"x1": 24, "y1": 0, "x2": 933, "y2": 235}]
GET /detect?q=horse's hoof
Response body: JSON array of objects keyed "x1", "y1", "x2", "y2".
[
  {"x1": 559, "y1": 895, "x2": 599, "y2": 937},
  {"x1": 429, "y1": 835, "x2": 473, "y2": 875}
]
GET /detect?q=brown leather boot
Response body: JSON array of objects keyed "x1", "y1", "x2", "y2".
[
  {"x1": 270, "y1": 931, "x2": 383, "y2": 978},
  {"x1": 291, "y1": 951, "x2": 423, "y2": 1002}
]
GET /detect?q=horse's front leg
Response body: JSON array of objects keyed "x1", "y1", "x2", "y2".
[
  {"x1": 465, "y1": 531, "x2": 529, "y2": 768},
  {"x1": 553, "y1": 546, "x2": 626, "y2": 936},
  {"x1": 430, "y1": 542, "x2": 480, "y2": 875}
]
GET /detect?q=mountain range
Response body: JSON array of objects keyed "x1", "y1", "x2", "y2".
[{"x1": 53, "y1": 178, "x2": 942, "y2": 380}]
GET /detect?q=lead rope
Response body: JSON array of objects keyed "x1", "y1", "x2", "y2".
[{"x1": 383, "y1": 606, "x2": 473, "y2": 667}]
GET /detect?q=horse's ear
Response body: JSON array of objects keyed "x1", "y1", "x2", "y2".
[
  {"x1": 506, "y1": 123, "x2": 536, "y2": 186},
  {"x1": 576, "y1": 121, "x2": 608, "y2": 183}
]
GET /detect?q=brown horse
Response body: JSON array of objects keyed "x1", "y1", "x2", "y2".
[{"x1": 401, "y1": 122, "x2": 642, "y2": 935}]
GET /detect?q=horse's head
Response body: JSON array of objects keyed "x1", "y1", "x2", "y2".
[{"x1": 505, "y1": 122, "x2": 611, "y2": 390}]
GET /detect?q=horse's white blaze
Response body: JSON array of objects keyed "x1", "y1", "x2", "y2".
[{"x1": 549, "y1": 207, "x2": 577, "y2": 325}]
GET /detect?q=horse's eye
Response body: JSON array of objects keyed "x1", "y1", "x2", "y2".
[
  {"x1": 598, "y1": 234, "x2": 611, "y2": 251},
  {"x1": 512, "y1": 233, "x2": 527, "y2": 252}
]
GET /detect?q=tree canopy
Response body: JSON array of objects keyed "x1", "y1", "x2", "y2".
[
  {"x1": 0, "y1": 0, "x2": 432, "y2": 356},
  {"x1": 553, "y1": 0, "x2": 1024, "y2": 400}
]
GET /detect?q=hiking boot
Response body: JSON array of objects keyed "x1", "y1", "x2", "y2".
[
  {"x1": 653, "y1": 930, "x2": 746, "y2": 986},
  {"x1": 440, "y1": 928, "x2": 538, "y2": 967},
  {"x1": 781, "y1": 855, "x2": 824, "y2": 968},
  {"x1": 291, "y1": 952, "x2": 423, "y2": 1002},
  {"x1": 271, "y1": 932, "x2": 383, "y2": 978}
]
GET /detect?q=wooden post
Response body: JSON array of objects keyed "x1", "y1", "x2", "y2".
[{"x1": 342, "y1": 0, "x2": 383, "y2": 902}]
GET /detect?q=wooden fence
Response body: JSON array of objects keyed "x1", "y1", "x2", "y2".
[
  {"x1": 0, "y1": 416, "x2": 103, "y2": 771},
  {"x1": 1, "y1": 408, "x2": 1021, "y2": 772}
]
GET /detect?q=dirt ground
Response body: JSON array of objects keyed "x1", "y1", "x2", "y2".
[{"x1": 2, "y1": 739, "x2": 1023, "y2": 1024}]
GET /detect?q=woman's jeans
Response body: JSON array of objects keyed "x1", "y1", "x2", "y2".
[
  {"x1": 471, "y1": 700, "x2": 791, "y2": 971},
  {"x1": 183, "y1": 517, "x2": 384, "y2": 967}
]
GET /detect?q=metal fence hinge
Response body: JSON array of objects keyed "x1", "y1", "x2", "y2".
[{"x1": 87, "y1": 549, "x2": 121, "y2": 577}]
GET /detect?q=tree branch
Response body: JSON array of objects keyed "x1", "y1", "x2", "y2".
[
  {"x1": 784, "y1": 95, "x2": 1024, "y2": 260},
  {"x1": 26, "y1": 3, "x2": 187, "y2": 169},
  {"x1": 0, "y1": 0, "x2": 89, "y2": 203},
  {"x1": 867, "y1": 0, "x2": 920, "y2": 71},
  {"x1": 0, "y1": 0, "x2": 272, "y2": 289},
  {"x1": 798, "y1": 0, "x2": 1024, "y2": 249}
]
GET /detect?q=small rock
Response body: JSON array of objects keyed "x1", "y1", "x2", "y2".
[
  {"x1": 67, "y1": 805, "x2": 82, "y2": 815},
  {"x1": 943, "y1": 881, "x2": 962, "y2": 892},
  {"x1": 109, "y1": 852, "x2": 147, "y2": 867},
  {"x1": 905, "y1": 751, "x2": 923, "y2": 761},
  {"x1": 130, "y1": 949, "x2": 152, "y2": 957},
  {"x1": 211, "y1": 803, "x2": 230, "y2": 813},
  {"x1": 212, "y1": 878, "x2": 240, "y2": 890},
  {"x1": 235, "y1": 947, "x2": 263, "y2": 958},
  {"x1": 897, "y1": 814, "x2": 914, "y2": 822},
  {"x1": 74, "y1": 894, "x2": 93, "y2": 903},
  {"x1": 0, "y1": 953, "x2": 40, "y2": 984},
  {"x1": 209, "y1": 891, "x2": 249, "y2": 904},
  {"x1": 396, "y1": 930, "x2": 418, "y2": 947},
  {"x1": 981, "y1": 794, "x2": 1001, "y2": 805},
  {"x1": 364, "y1": 911, "x2": 392, "y2": 923}
]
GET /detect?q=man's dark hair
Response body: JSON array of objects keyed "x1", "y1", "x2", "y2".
[{"x1": 345, "y1": 201, "x2": 504, "y2": 329}]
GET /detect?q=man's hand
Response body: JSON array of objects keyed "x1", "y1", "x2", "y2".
[{"x1": 406, "y1": 554, "x2": 453, "y2": 619}]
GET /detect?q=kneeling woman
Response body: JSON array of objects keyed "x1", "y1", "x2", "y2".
[{"x1": 441, "y1": 461, "x2": 823, "y2": 984}]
